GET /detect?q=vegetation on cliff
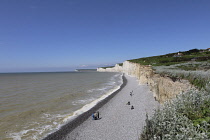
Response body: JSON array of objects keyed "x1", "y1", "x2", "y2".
[
  {"x1": 99, "y1": 48, "x2": 210, "y2": 139},
  {"x1": 153, "y1": 61, "x2": 210, "y2": 90},
  {"x1": 129, "y1": 49, "x2": 210, "y2": 66},
  {"x1": 140, "y1": 90, "x2": 210, "y2": 140},
  {"x1": 140, "y1": 87, "x2": 210, "y2": 139},
  {"x1": 138, "y1": 49, "x2": 210, "y2": 139},
  {"x1": 128, "y1": 48, "x2": 210, "y2": 90}
]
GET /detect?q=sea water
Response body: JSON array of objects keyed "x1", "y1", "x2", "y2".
[{"x1": 0, "y1": 72, "x2": 123, "y2": 140}]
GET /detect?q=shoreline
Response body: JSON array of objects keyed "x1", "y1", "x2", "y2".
[
  {"x1": 64, "y1": 74, "x2": 159, "y2": 140},
  {"x1": 43, "y1": 74, "x2": 127, "y2": 140}
]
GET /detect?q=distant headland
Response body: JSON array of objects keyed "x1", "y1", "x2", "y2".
[{"x1": 75, "y1": 69, "x2": 97, "y2": 72}]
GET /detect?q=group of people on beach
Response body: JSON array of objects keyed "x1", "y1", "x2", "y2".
[
  {"x1": 92, "y1": 90, "x2": 134, "y2": 120},
  {"x1": 127, "y1": 90, "x2": 134, "y2": 110}
]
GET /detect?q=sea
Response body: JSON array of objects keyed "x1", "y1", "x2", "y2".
[{"x1": 0, "y1": 71, "x2": 123, "y2": 140}]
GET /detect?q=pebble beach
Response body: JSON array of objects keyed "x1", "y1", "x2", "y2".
[{"x1": 63, "y1": 75, "x2": 159, "y2": 140}]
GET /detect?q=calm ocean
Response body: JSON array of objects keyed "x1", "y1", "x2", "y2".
[{"x1": 0, "y1": 72, "x2": 123, "y2": 140}]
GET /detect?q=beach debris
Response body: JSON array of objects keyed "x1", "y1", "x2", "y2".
[
  {"x1": 131, "y1": 105, "x2": 134, "y2": 110},
  {"x1": 126, "y1": 101, "x2": 130, "y2": 105},
  {"x1": 92, "y1": 111, "x2": 100, "y2": 120}
]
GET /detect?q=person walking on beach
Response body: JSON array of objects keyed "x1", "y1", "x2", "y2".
[
  {"x1": 92, "y1": 111, "x2": 99, "y2": 120},
  {"x1": 130, "y1": 90, "x2": 133, "y2": 96},
  {"x1": 131, "y1": 105, "x2": 134, "y2": 110}
]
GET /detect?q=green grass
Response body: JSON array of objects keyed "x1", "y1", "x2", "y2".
[{"x1": 128, "y1": 49, "x2": 210, "y2": 66}]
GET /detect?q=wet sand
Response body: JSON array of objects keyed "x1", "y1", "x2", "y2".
[{"x1": 63, "y1": 75, "x2": 159, "y2": 140}]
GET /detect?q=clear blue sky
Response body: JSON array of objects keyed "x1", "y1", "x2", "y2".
[{"x1": 0, "y1": 0, "x2": 210, "y2": 72}]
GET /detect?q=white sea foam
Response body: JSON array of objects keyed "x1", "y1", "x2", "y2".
[
  {"x1": 8, "y1": 128, "x2": 35, "y2": 140},
  {"x1": 72, "y1": 98, "x2": 95, "y2": 105},
  {"x1": 7, "y1": 113, "x2": 67, "y2": 140},
  {"x1": 43, "y1": 73, "x2": 123, "y2": 139},
  {"x1": 87, "y1": 87, "x2": 106, "y2": 94},
  {"x1": 63, "y1": 73, "x2": 123, "y2": 123},
  {"x1": 3, "y1": 72, "x2": 123, "y2": 140},
  {"x1": 87, "y1": 73, "x2": 121, "y2": 94}
]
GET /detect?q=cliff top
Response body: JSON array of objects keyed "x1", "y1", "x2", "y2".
[{"x1": 128, "y1": 48, "x2": 210, "y2": 66}]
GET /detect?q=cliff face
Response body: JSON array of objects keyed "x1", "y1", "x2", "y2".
[
  {"x1": 97, "y1": 64, "x2": 123, "y2": 72},
  {"x1": 97, "y1": 61, "x2": 192, "y2": 103}
]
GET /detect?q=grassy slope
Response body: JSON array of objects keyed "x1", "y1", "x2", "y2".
[
  {"x1": 129, "y1": 49, "x2": 210, "y2": 66},
  {"x1": 129, "y1": 49, "x2": 210, "y2": 89},
  {"x1": 134, "y1": 49, "x2": 210, "y2": 139}
]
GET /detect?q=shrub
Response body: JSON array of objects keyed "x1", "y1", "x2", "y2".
[
  {"x1": 153, "y1": 62, "x2": 210, "y2": 90},
  {"x1": 140, "y1": 90, "x2": 210, "y2": 140}
]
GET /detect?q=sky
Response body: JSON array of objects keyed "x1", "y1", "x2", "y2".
[{"x1": 0, "y1": 0, "x2": 210, "y2": 72}]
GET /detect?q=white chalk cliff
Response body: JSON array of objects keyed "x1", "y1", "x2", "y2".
[{"x1": 97, "y1": 61, "x2": 192, "y2": 103}]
